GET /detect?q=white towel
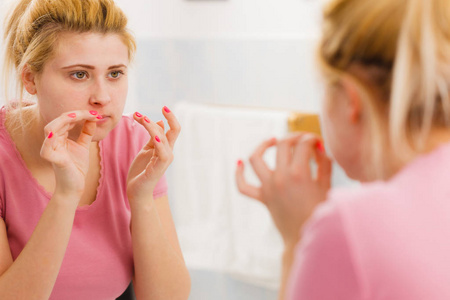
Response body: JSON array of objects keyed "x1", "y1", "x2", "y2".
[{"x1": 171, "y1": 102, "x2": 296, "y2": 290}]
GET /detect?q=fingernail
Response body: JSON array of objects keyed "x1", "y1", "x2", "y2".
[
  {"x1": 144, "y1": 116, "x2": 150, "y2": 123},
  {"x1": 89, "y1": 110, "x2": 98, "y2": 115},
  {"x1": 96, "y1": 115, "x2": 103, "y2": 119},
  {"x1": 68, "y1": 113, "x2": 76, "y2": 118},
  {"x1": 237, "y1": 160, "x2": 243, "y2": 166},
  {"x1": 135, "y1": 112, "x2": 142, "y2": 117},
  {"x1": 155, "y1": 135, "x2": 161, "y2": 143},
  {"x1": 163, "y1": 106, "x2": 171, "y2": 113},
  {"x1": 316, "y1": 141, "x2": 325, "y2": 153},
  {"x1": 48, "y1": 131, "x2": 53, "y2": 139}
]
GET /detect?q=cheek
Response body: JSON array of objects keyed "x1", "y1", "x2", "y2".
[
  {"x1": 36, "y1": 83, "x2": 88, "y2": 122},
  {"x1": 320, "y1": 93, "x2": 337, "y2": 144},
  {"x1": 116, "y1": 80, "x2": 128, "y2": 101},
  {"x1": 320, "y1": 91, "x2": 348, "y2": 160}
]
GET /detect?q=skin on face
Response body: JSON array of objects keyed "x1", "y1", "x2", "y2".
[
  {"x1": 321, "y1": 81, "x2": 367, "y2": 181},
  {"x1": 32, "y1": 31, "x2": 130, "y2": 141}
]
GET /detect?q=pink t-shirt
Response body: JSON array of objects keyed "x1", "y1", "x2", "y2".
[
  {"x1": 0, "y1": 108, "x2": 168, "y2": 299},
  {"x1": 288, "y1": 142, "x2": 450, "y2": 299}
]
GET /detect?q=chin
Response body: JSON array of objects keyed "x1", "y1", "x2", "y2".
[{"x1": 336, "y1": 156, "x2": 367, "y2": 182}]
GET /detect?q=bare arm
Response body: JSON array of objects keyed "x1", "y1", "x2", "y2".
[
  {"x1": 0, "y1": 196, "x2": 78, "y2": 300},
  {"x1": 0, "y1": 111, "x2": 100, "y2": 299},
  {"x1": 131, "y1": 196, "x2": 190, "y2": 300},
  {"x1": 235, "y1": 134, "x2": 332, "y2": 300},
  {"x1": 127, "y1": 109, "x2": 190, "y2": 299},
  {"x1": 278, "y1": 244, "x2": 296, "y2": 300}
]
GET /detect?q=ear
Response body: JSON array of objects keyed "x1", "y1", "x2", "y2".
[
  {"x1": 340, "y1": 76, "x2": 363, "y2": 124},
  {"x1": 21, "y1": 65, "x2": 37, "y2": 95}
]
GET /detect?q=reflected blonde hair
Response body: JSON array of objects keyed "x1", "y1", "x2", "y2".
[
  {"x1": 2, "y1": 0, "x2": 136, "y2": 110},
  {"x1": 318, "y1": 0, "x2": 450, "y2": 178}
]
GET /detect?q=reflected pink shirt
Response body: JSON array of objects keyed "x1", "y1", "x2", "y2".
[
  {"x1": 287, "y1": 142, "x2": 450, "y2": 299},
  {"x1": 0, "y1": 108, "x2": 168, "y2": 299}
]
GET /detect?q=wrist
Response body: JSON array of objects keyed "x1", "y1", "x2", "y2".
[
  {"x1": 282, "y1": 243, "x2": 297, "y2": 271},
  {"x1": 128, "y1": 195, "x2": 155, "y2": 211},
  {"x1": 50, "y1": 192, "x2": 81, "y2": 211},
  {"x1": 53, "y1": 187, "x2": 83, "y2": 197},
  {"x1": 283, "y1": 237, "x2": 300, "y2": 256}
]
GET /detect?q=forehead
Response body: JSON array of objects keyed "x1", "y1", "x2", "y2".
[{"x1": 49, "y1": 32, "x2": 129, "y2": 68}]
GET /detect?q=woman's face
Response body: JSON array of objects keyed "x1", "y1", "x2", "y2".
[
  {"x1": 321, "y1": 81, "x2": 367, "y2": 181},
  {"x1": 34, "y1": 31, "x2": 129, "y2": 141}
]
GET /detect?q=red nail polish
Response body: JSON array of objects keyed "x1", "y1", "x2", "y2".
[
  {"x1": 96, "y1": 115, "x2": 103, "y2": 119},
  {"x1": 144, "y1": 117, "x2": 150, "y2": 123},
  {"x1": 155, "y1": 136, "x2": 161, "y2": 143},
  {"x1": 135, "y1": 112, "x2": 142, "y2": 117},
  {"x1": 316, "y1": 141, "x2": 325, "y2": 153},
  {"x1": 163, "y1": 106, "x2": 171, "y2": 113},
  {"x1": 48, "y1": 132, "x2": 53, "y2": 139},
  {"x1": 237, "y1": 160, "x2": 243, "y2": 166},
  {"x1": 89, "y1": 110, "x2": 98, "y2": 115},
  {"x1": 68, "y1": 113, "x2": 76, "y2": 118}
]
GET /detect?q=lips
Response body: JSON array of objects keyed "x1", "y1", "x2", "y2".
[{"x1": 96, "y1": 115, "x2": 110, "y2": 123}]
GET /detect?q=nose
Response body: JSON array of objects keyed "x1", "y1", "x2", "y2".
[{"x1": 89, "y1": 79, "x2": 111, "y2": 106}]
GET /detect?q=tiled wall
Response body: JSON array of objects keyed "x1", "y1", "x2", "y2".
[{"x1": 130, "y1": 37, "x2": 323, "y2": 119}]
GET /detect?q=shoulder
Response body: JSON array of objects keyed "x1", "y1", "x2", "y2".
[
  {"x1": 288, "y1": 197, "x2": 362, "y2": 299},
  {"x1": 0, "y1": 114, "x2": 20, "y2": 173}
]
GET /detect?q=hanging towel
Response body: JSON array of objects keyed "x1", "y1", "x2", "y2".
[{"x1": 171, "y1": 102, "x2": 296, "y2": 290}]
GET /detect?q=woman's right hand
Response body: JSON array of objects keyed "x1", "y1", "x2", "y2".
[
  {"x1": 40, "y1": 111, "x2": 100, "y2": 198},
  {"x1": 235, "y1": 133, "x2": 333, "y2": 248}
]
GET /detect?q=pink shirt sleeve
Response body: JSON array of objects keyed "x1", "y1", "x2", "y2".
[{"x1": 287, "y1": 201, "x2": 361, "y2": 300}]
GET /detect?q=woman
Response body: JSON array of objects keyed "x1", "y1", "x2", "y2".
[
  {"x1": 236, "y1": 0, "x2": 450, "y2": 299},
  {"x1": 0, "y1": 0, "x2": 190, "y2": 299}
]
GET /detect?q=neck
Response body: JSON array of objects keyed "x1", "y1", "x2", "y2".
[
  {"x1": 5, "y1": 105, "x2": 98, "y2": 168},
  {"x1": 6, "y1": 106, "x2": 50, "y2": 168},
  {"x1": 372, "y1": 128, "x2": 450, "y2": 182}
]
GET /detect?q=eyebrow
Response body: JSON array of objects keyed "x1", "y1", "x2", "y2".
[{"x1": 61, "y1": 64, "x2": 127, "y2": 70}]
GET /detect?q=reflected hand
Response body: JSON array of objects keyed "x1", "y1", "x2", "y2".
[
  {"x1": 235, "y1": 133, "x2": 332, "y2": 247},
  {"x1": 127, "y1": 107, "x2": 181, "y2": 203},
  {"x1": 40, "y1": 110, "x2": 100, "y2": 198}
]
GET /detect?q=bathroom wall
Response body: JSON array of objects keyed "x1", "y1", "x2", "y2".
[{"x1": 115, "y1": 0, "x2": 325, "y2": 117}]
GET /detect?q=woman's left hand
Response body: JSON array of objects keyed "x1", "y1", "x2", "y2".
[
  {"x1": 127, "y1": 107, "x2": 180, "y2": 203},
  {"x1": 235, "y1": 133, "x2": 332, "y2": 248}
]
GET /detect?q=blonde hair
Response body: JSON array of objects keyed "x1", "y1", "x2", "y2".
[
  {"x1": 2, "y1": 0, "x2": 136, "y2": 109},
  {"x1": 318, "y1": 0, "x2": 450, "y2": 178}
]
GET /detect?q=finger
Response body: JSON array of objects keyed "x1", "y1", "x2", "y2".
[
  {"x1": 291, "y1": 134, "x2": 320, "y2": 181},
  {"x1": 249, "y1": 137, "x2": 277, "y2": 182},
  {"x1": 44, "y1": 110, "x2": 100, "y2": 138},
  {"x1": 276, "y1": 133, "x2": 304, "y2": 168},
  {"x1": 76, "y1": 120, "x2": 97, "y2": 148},
  {"x1": 40, "y1": 131, "x2": 66, "y2": 167},
  {"x1": 162, "y1": 106, "x2": 181, "y2": 149},
  {"x1": 134, "y1": 113, "x2": 171, "y2": 162},
  {"x1": 156, "y1": 120, "x2": 165, "y2": 131},
  {"x1": 314, "y1": 140, "x2": 333, "y2": 188},
  {"x1": 134, "y1": 112, "x2": 155, "y2": 149},
  {"x1": 40, "y1": 131, "x2": 56, "y2": 161},
  {"x1": 235, "y1": 160, "x2": 262, "y2": 201}
]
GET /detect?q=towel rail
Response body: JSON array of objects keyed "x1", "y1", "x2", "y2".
[
  {"x1": 191, "y1": 103, "x2": 322, "y2": 136},
  {"x1": 288, "y1": 112, "x2": 322, "y2": 136}
]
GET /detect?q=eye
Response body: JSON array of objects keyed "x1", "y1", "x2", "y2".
[
  {"x1": 109, "y1": 70, "x2": 124, "y2": 79},
  {"x1": 71, "y1": 71, "x2": 87, "y2": 80}
]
